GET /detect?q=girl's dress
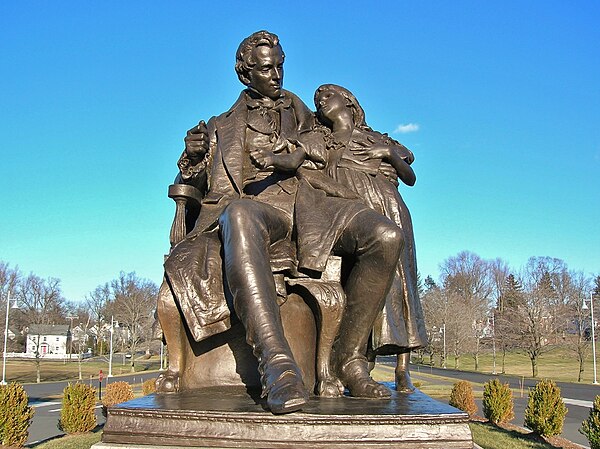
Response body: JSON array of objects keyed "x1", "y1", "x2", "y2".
[{"x1": 322, "y1": 126, "x2": 427, "y2": 354}]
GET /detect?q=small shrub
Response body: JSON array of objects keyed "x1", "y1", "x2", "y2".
[
  {"x1": 412, "y1": 381, "x2": 422, "y2": 389},
  {"x1": 449, "y1": 380, "x2": 477, "y2": 417},
  {"x1": 0, "y1": 382, "x2": 35, "y2": 447},
  {"x1": 102, "y1": 381, "x2": 135, "y2": 416},
  {"x1": 142, "y1": 378, "x2": 157, "y2": 395},
  {"x1": 524, "y1": 379, "x2": 567, "y2": 436},
  {"x1": 580, "y1": 395, "x2": 600, "y2": 449},
  {"x1": 59, "y1": 383, "x2": 97, "y2": 434},
  {"x1": 482, "y1": 378, "x2": 514, "y2": 425}
]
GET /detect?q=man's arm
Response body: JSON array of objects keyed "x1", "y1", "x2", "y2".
[
  {"x1": 249, "y1": 139, "x2": 307, "y2": 172},
  {"x1": 176, "y1": 118, "x2": 215, "y2": 193}
]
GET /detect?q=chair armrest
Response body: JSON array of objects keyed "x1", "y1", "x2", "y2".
[
  {"x1": 168, "y1": 184, "x2": 204, "y2": 205},
  {"x1": 168, "y1": 184, "x2": 204, "y2": 247}
]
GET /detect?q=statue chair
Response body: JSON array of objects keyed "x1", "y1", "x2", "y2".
[{"x1": 156, "y1": 183, "x2": 346, "y2": 399}]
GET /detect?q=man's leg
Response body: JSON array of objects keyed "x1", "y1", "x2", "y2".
[
  {"x1": 332, "y1": 210, "x2": 403, "y2": 398},
  {"x1": 219, "y1": 199, "x2": 308, "y2": 413}
]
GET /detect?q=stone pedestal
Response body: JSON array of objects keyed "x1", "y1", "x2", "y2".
[{"x1": 95, "y1": 383, "x2": 473, "y2": 449}]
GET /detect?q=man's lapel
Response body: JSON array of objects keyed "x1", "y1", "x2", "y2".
[
  {"x1": 280, "y1": 97, "x2": 297, "y2": 140},
  {"x1": 217, "y1": 94, "x2": 247, "y2": 195}
]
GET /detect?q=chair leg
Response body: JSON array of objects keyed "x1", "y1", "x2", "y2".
[
  {"x1": 155, "y1": 279, "x2": 185, "y2": 393},
  {"x1": 288, "y1": 280, "x2": 346, "y2": 397}
]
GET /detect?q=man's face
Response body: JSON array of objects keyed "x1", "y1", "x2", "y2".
[{"x1": 246, "y1": 45, "x2": 284, "y2": 100}]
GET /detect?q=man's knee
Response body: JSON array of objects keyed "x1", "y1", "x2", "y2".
[
  {"x1": 219, "y1": 199, "x2": 259, "y2": 230},
  {"x1": 371, "y1": 220, "x2": 404, "y2": 261},
  {"x1": 375, "y1": 221, "x2": 403, "y2": 248}
]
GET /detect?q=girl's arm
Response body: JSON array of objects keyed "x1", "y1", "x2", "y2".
[
  {"x1": 387, "y1": 145, "x2": 416, "y2": 186},
  {"x1": 355, "y1": 143, "x2": 416, "y2": 186}
]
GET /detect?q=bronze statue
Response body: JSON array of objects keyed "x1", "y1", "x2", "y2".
[
  {"x1": 257, "y1": 84, "x2": 427, "y2": 393},
  {"x1": 157, "y1": 31, "x2": 419, "y2": 414},
  {"x1": 309, "y1": 84, "x2": 427, "y2": 392}
]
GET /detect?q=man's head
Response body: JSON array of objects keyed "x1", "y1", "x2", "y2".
[{"x1": 235, "y1": 31, "x2": 285, "y2": 100}]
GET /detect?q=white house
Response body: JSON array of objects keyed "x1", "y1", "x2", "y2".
[{"x1": 25, "y1": 324, "x2": 70, "y2": 357}]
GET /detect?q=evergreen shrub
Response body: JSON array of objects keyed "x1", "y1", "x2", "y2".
[
  {"x1": 102, "y1": 381, "x2": 135, "y2": 416},
  {"x1": 482, "y1": 378, "x2": 514, "y2": 425},
  {"x1": 580, "y1": 395, "x2": 600, "y2": 449},
  {"x1": 142, "y1": 378, "x2": 157, "y2": 395},
  {"x1": 0, "y1": 382, "x2": 35, "y2": 447},
  {"x1": 524, "y1": 379, "x2": 567, "y2": 436},
  {"x1": 59, "y1": 383, "x2": 97, "y2": 433},
  {"x1": 449, "y1": 380, "x2": 477, "y2": 417}
]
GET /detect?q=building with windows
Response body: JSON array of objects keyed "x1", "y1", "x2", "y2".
[{"x1": 25, "y1": 324, "x2": 70, "y2": 357}]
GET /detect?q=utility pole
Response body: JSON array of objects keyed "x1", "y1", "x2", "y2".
[
  {"x1": 442, "y1": 323, "x2": 447, "y2": 369},
  {"x1": 108, "y1": 316, "x2": 114, "y2": 377},
  {"x1": 583, "y1": 293, "x2": 598, "y2": 384},
  {"x1": 491, "y1": 312, "x2": 497, "y2": 375},
  {"x1": 66, "y1": 315, "x2": 79, "y2": 360},
  {"x1": 2, "y1": 291, "x2": 16, "y2": 385}
]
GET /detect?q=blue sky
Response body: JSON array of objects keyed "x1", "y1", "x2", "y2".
[{"x1": 1, "y1": 1, "x2": 598, "y2": 302}]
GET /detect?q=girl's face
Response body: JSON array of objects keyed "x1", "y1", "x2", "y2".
[{"x1": 316, "y1": 89, "x2": 347, "y2": 122}]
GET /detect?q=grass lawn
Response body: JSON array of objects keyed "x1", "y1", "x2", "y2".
[
  {"x1": 419, "y1": 347, "x2": 598, "y2": 384},
  {"x1": 29, "y1": 430, "x2": 101, "y2": 449},
  {"x1": 3, "y1": 356, "x2": 161, "y2": 383},
  {"x1": 470, "y1": 422, "x2": 569, "y2": 449}
]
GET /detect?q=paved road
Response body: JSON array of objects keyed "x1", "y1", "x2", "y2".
[
  {"x1": 389, "y1": 359, "x2": 599, "y2": 448},
  {"x1": 26, "y1": 370, "x2": 160, "y2": 446},
  {"x1": 22, "y1": 361, "x2": 598, "y2": 447}
]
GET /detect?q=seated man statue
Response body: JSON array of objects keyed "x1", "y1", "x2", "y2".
[{"x1": 159, "y1": 30, "x2": 404, "y2": 414}]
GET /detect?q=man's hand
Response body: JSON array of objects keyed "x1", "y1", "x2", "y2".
[
  {"x1": 249, "y1": 148, "x2": 275, "y2": 169},
  {"x1": 250, "y1": 139, "x2": 307, "y2": 172},
  {"x1": 378, "y1": 161, "x2": 399, "y2": 186},
  {"x1": 184, "y1": 120, "x2": 209, "y2": 162}
]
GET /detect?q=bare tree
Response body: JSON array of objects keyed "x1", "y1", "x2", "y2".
[
  {"x1": 85, "y1": 283, "x2": 111, "y2": 354},
  {"x1": 444, "y1": 289, "x2": 475, "y2": 369},
  {"x1": 0, "y1": 262, "x2": 21, "y2": 352},
  {"x1": 440, "y1": 251, "x2": 495, "y2": 370},
  {"x1": 107, "y1": 272, "x2": 157, "y2": 372},
  {"x1": 420, "y1": 278, "x2": 445, "y2": 366},
  {"x1": 64, "y1": 301, "x2": 96, "y2": 379},
  {"x1": 15, "y1": 274, "x2": 66, "y2": 382},
  {"x1": 514, "y1": 257, "x2": 569, "y2": 377},
  {"x1": 561, "y1": 271, "x2": 593, "y2": 382},
  {"x1": 0, "y1": 261, "x2": 20, "y2": 299}
]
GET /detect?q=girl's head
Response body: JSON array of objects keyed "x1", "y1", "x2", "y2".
[{"x1": 314, "y1": 84, "x2": 366, "y2": 127}]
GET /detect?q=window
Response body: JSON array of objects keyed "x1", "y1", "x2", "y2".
[
  {"x1": 56, "y1": 337, "x2": 60, "y2": 341},
  {"x1": 43, "y1": 336, "x2": 47, "y2": 342}
]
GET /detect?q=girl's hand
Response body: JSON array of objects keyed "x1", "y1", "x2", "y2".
[
  {"x1": 394, "y1": 145, "x2": 415, "y2": 164},
  {"x1": 354, "y1": 144, "x2": 391, "y2": 161}
]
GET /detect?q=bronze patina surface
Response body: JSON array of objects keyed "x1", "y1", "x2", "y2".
[
  {"x1": 101, "y1": 384, "x2": 472, "y2": 448},
  {"x1": 157, "y1": 28, "x2": 428, "y2": 416},
  {"x1": 101, "y1": 28, "x2": 475, "y2": 449}
]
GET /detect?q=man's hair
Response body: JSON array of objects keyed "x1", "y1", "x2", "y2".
[{"x1": 235, "y1": 30, "x2": 284, "y2": 84}]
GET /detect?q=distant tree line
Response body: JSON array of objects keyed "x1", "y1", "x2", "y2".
[
  {"x1": 0, "y1": 261, "x2": 158, "y2": 379},
  {"x1": 2, "y1": 254, "x2": 599, "y2": 381},
  {"x1": 420, "y1": 252, "x2": 600, "y2": 380}
]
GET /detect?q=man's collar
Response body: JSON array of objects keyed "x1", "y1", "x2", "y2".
[{"x1": 245, "y1": 89, "x2": 291, "y2": 110}]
